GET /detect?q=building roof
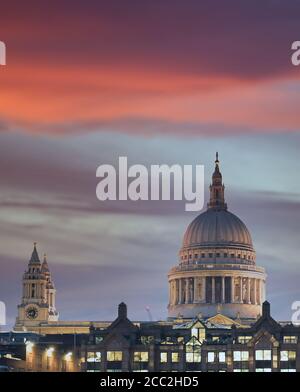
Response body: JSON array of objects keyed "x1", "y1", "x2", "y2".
[{"x1": 181, "y1": 154, "x2": 254, "y2": 253}]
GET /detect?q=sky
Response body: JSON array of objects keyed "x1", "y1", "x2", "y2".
[{"x1": 0, "y1": 1, "x2": 300, "y2": 328}]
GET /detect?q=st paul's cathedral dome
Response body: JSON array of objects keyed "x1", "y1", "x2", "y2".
[{"x1": 168, "y1": 154, "x2": 266, "y2": 322}]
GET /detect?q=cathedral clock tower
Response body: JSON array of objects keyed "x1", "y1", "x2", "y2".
[{"x1": 14, "y1": 243, "x2": 59, "y2": 331}]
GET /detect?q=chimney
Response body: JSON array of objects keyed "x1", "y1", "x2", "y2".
[
  {"x1": 118, "y1": 302, "x2": 127, "y2": 319},
  {"x1": 262, "y1": 301, "x2": 270, "y2": 317}
]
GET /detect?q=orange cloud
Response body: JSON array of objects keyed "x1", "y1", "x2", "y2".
[{"x1": 0, "y1": 62, "x2": 299, "y2": 134}]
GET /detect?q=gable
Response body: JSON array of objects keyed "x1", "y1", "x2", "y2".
[{"x1": 207, "y1": 313, "x2": 245, "y2": 327}]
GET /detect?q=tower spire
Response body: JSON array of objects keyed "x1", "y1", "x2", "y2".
[
  {"x1": 41, "y1": 253, "x2": 50, "y2": 273},
  {"x1": 29, "y1": 242, "x2": 41, "y2": 264},
  {"x1": 207, "y1": 153, "x2": 227, "y2": 210}
]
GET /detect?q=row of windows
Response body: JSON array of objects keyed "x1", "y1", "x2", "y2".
[
  {"x1": 87, "y1": 349, "x2": 297, "y2": 365},
  {"x1": 139, "y1": 333, "x2": 297, "y2": 346},
  {"x1": 181, "y1": 253, "x2": 254, "y2": 261},
  {"x1": 235, "y1": 336, "x2": 298, "y2": 345}
]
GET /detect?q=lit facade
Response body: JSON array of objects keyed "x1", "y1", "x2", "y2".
[
  {"x1": 168, "y1": 154, "x2": 266, "y2": 320},
  {"x1": 5, "y1": 302, "x2": 299, "y2": 372},
  {"x1": 0, "y1": 155, "x2": 298, "y2": 372}
]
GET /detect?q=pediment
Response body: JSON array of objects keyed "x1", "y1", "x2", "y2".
[{"x1": 207, "y1": 313, "x2": 244, "y2": 327}]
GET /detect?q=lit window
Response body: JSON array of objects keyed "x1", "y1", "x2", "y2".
[
  {"x1": 280, "y1": 369, "x2": 296, "y2": 372},
  {"x1": 207, "y1": 352, "x2": 215, "y2": 363},
  {"x1": 186, "y1": 352, "x2": 201, "y2": 363},
  {"x1": 171, "y1": 352, "x2": 179, "y2": 363},
  {"x1": 283, "y1": 336, "x2": 298, "y2": 344},
  {"x1": 238, "y1": 336, "x2": 252, "y2": 344},
  {"x1": 107, "y1": 351, "x2": 123, "y2": 362},
  {"x1": 256, "y1": 368, "x2": 272, "y2": 372},
  {"x1": 160, "y1": 352, "x2": 168, "y2": 363},
  {"x1": 186, "y1": 341, "x2": 201, "y2": 363},
  {"x1": 219, "y1": 352, "x2": 226, "y2": 363},
  {"x1": 134, "y1": 352, "x2": 149, "y2": 362},
  {"x1": 87, "y1": 352, "x2": 101, "y2": 362},
  {"x1": 255, "y1": 350, "x2": 271, "y2": 361},
  {"x1": 280, "y1": 351, "x2": 296, "y2": 362},
  {"x1": 233, "y1": 351, "x2": 249, "y2": 362},
  {"x1": 191, "y1": 326, "x2": 205, "y2": 342}
]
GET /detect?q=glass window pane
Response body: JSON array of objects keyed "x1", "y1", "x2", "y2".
[
  {"x1": 207, "y1": 352, "x2": 215, "y2": 363},
  {"x1": 160, "y1": 352, "x2": 167, "y2": 363},
  {"x1": 280, "y1": 351, "x2": 288, "y2": 361},
  {"x1": 219, "y1": 352, "x2": 226, "y2": 363}
]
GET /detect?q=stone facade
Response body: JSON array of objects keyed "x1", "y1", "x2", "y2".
[
  {"x1": 168, "y1": 154, "x2": 266, "y2": 320},
  {"x1": 15, "y1": 244, "x2": 59, "y2": 331},
  {"x1": 3, "y1": 302, "x2": 299, "y2": 372}
]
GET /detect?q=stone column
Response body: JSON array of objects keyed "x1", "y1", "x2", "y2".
[
  {"x1": 239, "y1": 277, "x2": 243, "y2": 303},
  {"x1": 173, "y1": 281, "x2": 176, "y2": 305},
  {"x1": 178, "y1": 279, "x2": 182, "y2": 304},
  {"x1": 202, "y1": 277, "x2": 206, "y2": 303},
  {"x1": 257, "y1": 279, "x2": 261, "y2": 305},
  {"x1": 247, "y1": 278, "x2": 251, "y2": 304},
  {"x1": 231, "y1": 277, "x2": 235, "y2": 303},
  {"x1": 185, "y1": 278, "x2": 189, "y2": 304},
  {"x1": 212, "y1": 277, "x2": 215, "y2": 303},
  {"x1": 172, "y1": 281, "x2": 175, "y2": 305},
  {"x1": 254, "y1": 279, "x2": 257, "y2": 305},
  {"x1": 193, "y1": 277, "x2": 198, "y2": 303},
  {"x1": 221, "y1": 277, "x2": 225, "y2": 303}
]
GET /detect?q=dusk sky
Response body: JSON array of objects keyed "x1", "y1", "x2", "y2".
[{"x1": 0, "y1": 1, "x2": 300, "y2": 327}]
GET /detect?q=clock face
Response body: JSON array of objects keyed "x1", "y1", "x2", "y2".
[{"x1": 26, "y1": 307, "x2": 39, "y2": 320}]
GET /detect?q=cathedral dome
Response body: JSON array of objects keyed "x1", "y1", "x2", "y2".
[
  {"x1": 179, "y1": 153, "x2": 256, "y2": 259},
  {"x1": 182, "y1": 208, "x2": 253, "y2": 252},
  {"x1": 168, "y1": 154, "x2": 266, "y2": 321}
]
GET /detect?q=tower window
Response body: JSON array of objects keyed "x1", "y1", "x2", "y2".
[
  {"x1": 231, "y1": 253, "x2": 235, "y2": 258},
  {"x1": 194, "y1": 254, "x2": 198, "y2": 259},
  {"x1": 216, "y1": 253, "x2": 220, "y2": 257},
  {"x1": 224, "y1": 253, "x2": 228, "y2": 258},
  {"x1": 201, "y1": 253, "x2": 205, "y2": 258},
  {"x1": 31, "y1": 284, "x2": 35, "y2": 298}
]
